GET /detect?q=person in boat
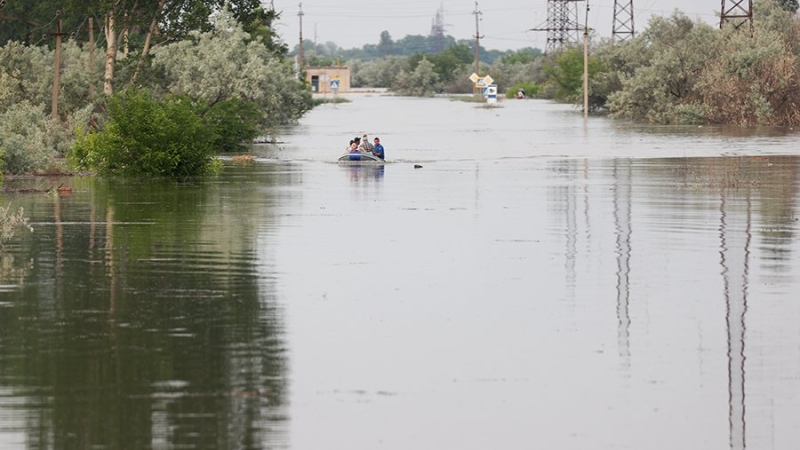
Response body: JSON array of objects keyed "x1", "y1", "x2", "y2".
[
  {"x1": 347, "y1": 139, "x2": 358, "y2": 152},
  {"x1": 372, "y1": 137, "x2": 385, "y2": 160},
  {"x1": 516, "y1": 89, "x2": 525, "y2": 99},
  {"x1": 353, "y1": 136, "x2": 362, "y2": 152},
  {"x1": 359, "y1": 133, "x2": 374, "y2": 153}
]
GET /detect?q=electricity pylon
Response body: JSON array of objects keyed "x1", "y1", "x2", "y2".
[
  {"x1": 530, "y1": 0, "x2": 583, "y2": 54},
  {"x1": 612, "y1": 0, "x2": 634, "y2": 41},
  {"x1": 720, "y1": 0, "x2": 753, "y2": 31}
]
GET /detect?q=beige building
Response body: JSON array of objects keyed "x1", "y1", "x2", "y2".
[{"x1": 305, "y1": 66, "x2": 351, "y2": 94}]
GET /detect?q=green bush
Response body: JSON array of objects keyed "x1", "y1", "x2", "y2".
[
  {"x1": 505, "y1": 82, "x2": 541, "y2": 99},
  {"x1": 195, "y1": 97, "x2": 261, "y2": 152},
  {"x1": 0, "y1": 101, "x2": 58, "y2": 174},
  {"x1": 392, "y1": 58, "x2": 442, "y2": 96},
  {"x1": 71, "y1": 89, "x2": 218, "y2": 178}
]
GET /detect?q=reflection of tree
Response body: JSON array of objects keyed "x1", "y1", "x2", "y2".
[
  {"x1": 718, "y1": 189, "x2": 750, "y2": 450},
  {"x1": 0, "y1": 166, "x2": 289, "y2": 449},
  {"x1": 648, "y1": 155, "x2": 799, "y2": 450},
  {"x1": 660, "y1": 156, "x2": 798, "y2": 261},
  {"x1": 1, "y1": 252, "x2": 31, "y2": 288}
]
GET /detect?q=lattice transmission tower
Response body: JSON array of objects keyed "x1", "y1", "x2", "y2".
[
  {"x1": 429, "y1": 3, "x2": 448, "y2": 54},
  {"x1": 531, "y1": 0, "x2": 583, "y2": 54},
  {"x1": 720, "y1": 0, "x2": 752, "y2": 31},
  {"x1": 612, "y1": 0, "x2": 634, "y2": 41}
]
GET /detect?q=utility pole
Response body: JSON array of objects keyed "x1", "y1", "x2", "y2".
[
  {"x1": 472, "y1": 2, "x2": 482, "y2": 76},
  {"x1": 89, "y1": 16, "x2": 95, "y2": 100},
  {"x1": 50, "y1": 11, "x2": 64, "y2": 121},
  {"x1": 298, "y1": 2, "x2": 305, "y2": 70},
  {"x1": 582, "y1": 0, "x2": 589, "y2": 118}
]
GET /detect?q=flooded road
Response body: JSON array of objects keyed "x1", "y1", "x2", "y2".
[{"x1": 1, "y1": 96, "x2": 799, "y2": 449}]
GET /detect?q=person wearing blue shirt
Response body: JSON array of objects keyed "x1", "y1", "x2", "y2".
[{"x1": 372, "y1": 137, "x2": 385, "y2": 160}]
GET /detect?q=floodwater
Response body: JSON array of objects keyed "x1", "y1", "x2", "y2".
[{"x1": 1, "y1": 95, "x2": 799, "y2": 450}]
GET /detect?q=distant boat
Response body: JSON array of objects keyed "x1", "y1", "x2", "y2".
[{"x1": 337, "y1": 152, "x2": 384, "y2": 164}]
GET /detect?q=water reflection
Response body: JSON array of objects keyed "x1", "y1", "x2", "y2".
[
  {"x1": 344, "y1": 164, "x2": 385, "y2": 184},
  {"x1": 2, "y1": 138, "x2": 800, "y2": 450},
  {"x1": 719, "y1": 188, "x2": 751, "y2": 450},
  {"x1": 0, "y1": 170, "x2": 289, "y2": 449},
  {"x1": 614, "y1": 159, "x2": 632, "y2": 368},
  {"x1": 547, "y1": 160, "x2": 579, "y2": 308}
]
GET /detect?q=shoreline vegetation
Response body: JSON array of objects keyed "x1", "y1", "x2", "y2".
[{"x1": 0, "y1": 0, "x2": 798, "y2": 188}]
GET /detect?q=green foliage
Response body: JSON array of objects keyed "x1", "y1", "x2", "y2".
[
  {"x1": 195, "y1": 97, "x2": 261, "y2": 152},
  {"x1": 589, "y1": 0, "x2": 800, "y2": 126},
  {"x1": 599, "y1": 12, "x2": 719, "y2": 123},
  {"x1": 544, "y1": 48, "x2": 606, "y2": 103},
  {"x1": 0, "y1": 41, "x2": 51, "y2": 111},
  {"x1": 545, "y1": 49, "x2": 582, "y2": 101},
  {"x1": 240, "y1": 6, "x2": 289, "y2": 58},
  {"x1": 392, "y1": 57, "x2": 442, "y2": 96},
  {"x1": 428, "y1": 44, "x2": 473, "y2": 83},
  {"x1": 500, "y1": 49, "x2": 543, "y2": 65},
  {"x1": 378, "y1": 31, "x2": 394, "y2": 57},
  {"x1": 505, "y1": 82, "x2": 541, "y2": 98},
  {"x1": 0, "y1": 101, "x2": 59, "y2": 174},
  {"x1": 350, "y1": 56, "x2": 408, "y2": 88},
  {"x1": 692, "y1": 1, "x2": 800, "y2": 125},
  {"x1": 152, "y1": 11, "x2": 312, "y2": 140},
  {"x1": 403, "y1": 45, "x2": 473, "y2": 92},
  {"x1": 491, "y1": 57, "x2": 547, "y2": 96},
  {"x1": 71, "y1": 89, "x2": 217, "y2": 178},
  {"x1": 304, "y1": 30, "x2": 536, "y2": 66},
  {"x1": 776, "y1": 0, "x2": 799, "y2": 12}
]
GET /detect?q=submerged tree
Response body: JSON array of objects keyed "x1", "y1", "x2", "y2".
[
  {"x1": 392, "y1": 57, "x2": 442, "y2": 96},
  {"x1": 600, "y1": 12, "x2": 719, "y2": 124},
  {"x1": 71, "y1": 89, "x2": 218, "y2": 177},
  {"x1": 151, "y1": 10, "x2": 312, "y2": 140},
  {"x1": 595, "y1": 0, "x2": 800, "y2": 126}
]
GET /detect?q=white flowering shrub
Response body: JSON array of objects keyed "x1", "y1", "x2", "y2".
[
  {"x1": 0, "y1": 41, "x2": 51, "y2": 112},
  {"x1": 392, "y1": 58, "x2": 442, "y2": 97},
  {"x1": 0, "y1": 101, "x2": 58, "y2": 174},
  {"x1": 152, "y1": 10, "x2": 312, "y2": 140},
  {"x1": 0, "y1": 204, "x2": 32, "y2": 247}
]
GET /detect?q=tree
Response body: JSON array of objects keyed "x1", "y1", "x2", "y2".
[
  {"x1": 691, "y1": 0, "x2": 800, "y2": 125},
  {"x1": 378, "y1": 31, "x2": 394, "y2": 57},
  {"x1": 500, "y1": 48, "x2": 543, "y2": 65},
  {"x1": 71, "y1": 89, "x2": 218, "y2": 177},
  {"x1": 602, "y1": 12, "x2": 718, "y2": 123},
  {"x1": 151, "y1": 10, "x2": 312, "y2": 139},
  {"x1": 776, "y1": 0, "x2": 800, "y2": 12},
  {"x1": 0, "y1": 101, "x2": 58, "y2": 174},
  {"x1": 16, "y1": 0, "x2": 282, "y2": 95},
  {"x1": 392, "y1": 57, "x2": 441, "y2": 96},
  {"x1": 545, "y1": 48, "x2": 605, "y2": 103}
]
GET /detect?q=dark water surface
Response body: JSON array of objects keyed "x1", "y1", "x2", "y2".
[{"x1": 2, "y1": 97, "x2": 800, "y2": 449}]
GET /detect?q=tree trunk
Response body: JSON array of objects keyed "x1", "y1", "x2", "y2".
[
  {"x1": 103, "y1": 12, "x2": 118, "y2": 96},
  {"x1": 132, "y1": 0, "x2": 167, "y2": 84},
  {"x1": 123, "y1": 26, "x2": 129, "y2": 58}
]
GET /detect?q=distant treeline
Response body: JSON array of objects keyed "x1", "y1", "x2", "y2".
[{"x1": 291, "y1": 30, "x2": 541, "y2": 67}]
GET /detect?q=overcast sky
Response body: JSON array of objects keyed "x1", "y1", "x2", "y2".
[{"x1": 270, "y1": 0, "x2": 721, "y2": 52}]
